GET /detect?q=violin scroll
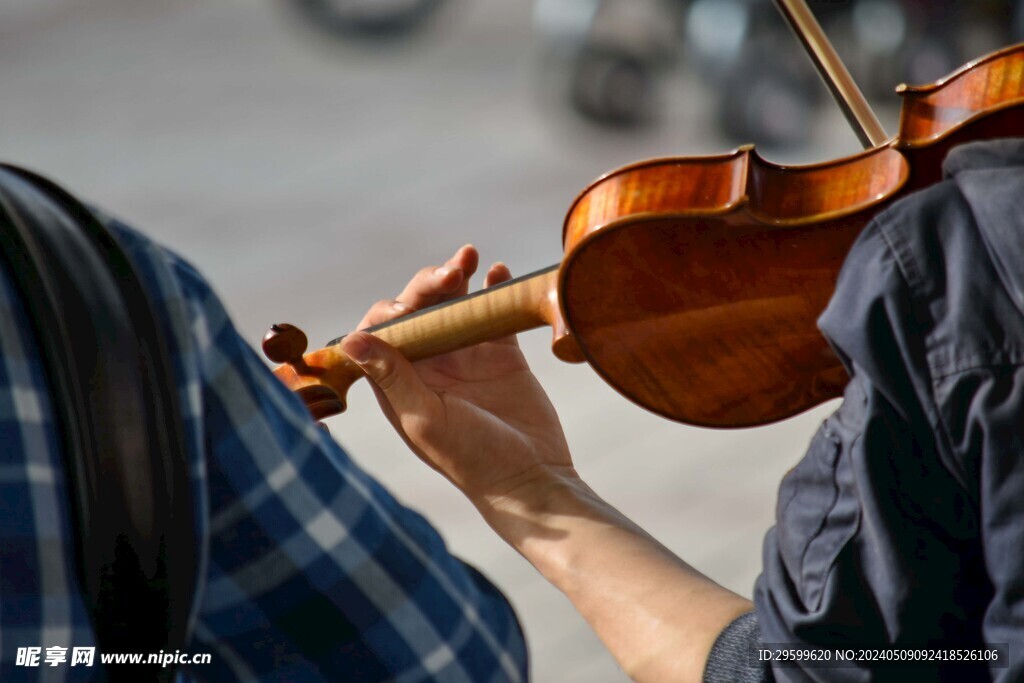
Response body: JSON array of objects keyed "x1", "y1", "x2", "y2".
[
  {"x1": 263, "y1": 323, "x2": 308, "y2": 366},
  {"x1": 264, "y1": 323, "x2": 348, "y2": 420}
]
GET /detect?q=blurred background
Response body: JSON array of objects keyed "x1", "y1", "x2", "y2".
[{"x1": 1, "y1": 1, "x2": 1018, "y2": 680}]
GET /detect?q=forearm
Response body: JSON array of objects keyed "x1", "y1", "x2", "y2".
[{"x1": 476, "y1": 466, "x2": 753, "y2": 683}]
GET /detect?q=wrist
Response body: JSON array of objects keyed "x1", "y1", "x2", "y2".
[
  {"x1": 471, "y1": 465, "x2": 636, "y2": 583},
  {"x1": 472, "y1": 464, "x2": 585, "y2": 527},
  {"x1": 473, "y1": 464, "x2": 586, "y2": 546}
]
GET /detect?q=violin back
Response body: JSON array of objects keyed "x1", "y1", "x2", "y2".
[{"x1": 557, "y1": 148, "x2": 896, "y2": 427}]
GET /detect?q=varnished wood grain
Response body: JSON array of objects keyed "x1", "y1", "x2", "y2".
[
  {"x1": 898, "y1": 43, "x2": 1024, "y2": 144},
  {"x1": 560, "y1": 215, "x2": 857, "y2": 427}
]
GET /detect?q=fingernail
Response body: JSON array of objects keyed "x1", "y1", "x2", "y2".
[
  {"x1": 342, "y1": 333, "x2": 373, "y2": 364},
  {"x1": 391, "y1": 302, "x2": 411, "y2": 313}
]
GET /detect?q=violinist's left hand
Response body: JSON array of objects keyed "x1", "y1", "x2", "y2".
[{"x1": 342, "y1": 245, "x2": 576, "y2": 509}]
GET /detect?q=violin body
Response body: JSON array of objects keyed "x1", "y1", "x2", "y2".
[{"x1": 559, "y1": 43, "x2": 1024, "y2": 427}]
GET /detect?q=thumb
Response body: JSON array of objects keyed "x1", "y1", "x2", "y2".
[{"x1": 340, "y1": 331, "x2": 439, "y2": 422}]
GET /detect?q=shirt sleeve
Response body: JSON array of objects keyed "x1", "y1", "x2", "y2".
[
  {"x1": 702, "y1": 612, "x2": 770, "y2": 683},
  {"x1": 111, "y1": 219, "x2": 528, "y2": 682}
]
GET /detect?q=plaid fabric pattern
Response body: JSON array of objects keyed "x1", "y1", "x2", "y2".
[{"x1": 0, "y1": 215, "x2": 527, "y2": 682}]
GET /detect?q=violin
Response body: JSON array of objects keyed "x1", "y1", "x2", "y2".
[{"x1": 263, "y1": 0, "x2": 1024, "y2": 428}]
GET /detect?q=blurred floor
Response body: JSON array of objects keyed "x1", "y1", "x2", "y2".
[{"x1": 0, "y1": 0, "x2": 868, "y2": 679}]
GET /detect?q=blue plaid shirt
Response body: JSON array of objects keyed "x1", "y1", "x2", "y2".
[{"x1": 0, "y1": 215, "x2": 527, "y2": 681}]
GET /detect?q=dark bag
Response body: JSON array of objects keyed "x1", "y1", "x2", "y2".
[{"x1": 0, "y1": 165, "x2": 198, "y2": 682}]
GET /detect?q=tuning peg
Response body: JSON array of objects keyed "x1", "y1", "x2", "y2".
[{"x1": 262, "y1": 323, "x2": 308, "y2": 366}]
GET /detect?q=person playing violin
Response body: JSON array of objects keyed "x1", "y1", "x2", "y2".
[{"x1": 340, "y1": 137, "x2": 1024, "y2": 683}]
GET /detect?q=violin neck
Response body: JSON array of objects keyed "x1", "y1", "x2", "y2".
[
  {"x1": 270, "y1": 263, "x2": 570, "y2": 420},
  {"x1": 331, "y1": 264, "x2": 561, "y2": 361}
]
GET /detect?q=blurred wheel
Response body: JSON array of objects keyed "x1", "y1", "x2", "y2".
[
  {"x1": 288, "y1": 0, "x2": 446, "y2": 38},
  {"x1": 570, "y1": 44, "x2": 656, "y2": 127}
]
